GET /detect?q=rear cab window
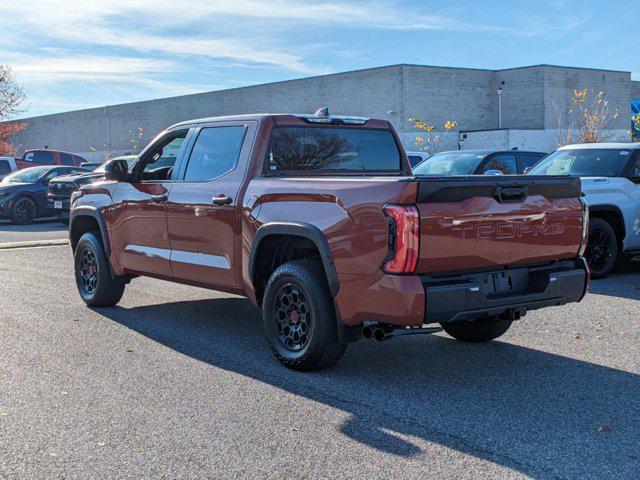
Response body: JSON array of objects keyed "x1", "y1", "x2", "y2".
[
  {"x1": 265, "y1": 126, "x2": 403, "y2": 174},
  {"x1": 25, "y1": 151, "x2": 55, "y2": 165}
]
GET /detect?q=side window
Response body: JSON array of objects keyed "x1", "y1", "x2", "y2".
[
  {"x1": 0, "y1": 160, "x2": 10, "y2": 175},
  {"x1": 183, "y1": 126, "x2": 246, "y2": 182},
  {"x1": 140, "y1": 131, "x2": 188, "y2": 181},
  {"x1": 632, "y1": 154, "x2": 640, "y2": 178},
  {"x1": 483, "y1": 153, "x2": 517, "y2": 174},
  {"x1": 60, "y1": 153, "x2": 74, "y2": 166},
  {"x1": 407, "y1": 155, "x2": 423, "y2": 167},
  {"x1": 520, "y1": 153, "x2": 545, "y2": 172},
  {"x1": 44, "y1": 169, "x2": 62, "y2": 182},
  {"x1": 31, "y1": 151, "x2": 55, "y2": 165}
]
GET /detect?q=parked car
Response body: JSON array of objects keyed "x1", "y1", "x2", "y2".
[
  {"x1": 527, "y1": 143, "x2": 640, "y2": 278},
  {"x1": 0, "y1": 165, "x2": 88, "y2": 224},
  {"x1": 68, "y1": 110, "x2": 588, "y2": 371},
  {"x1": 405, "y1": 151, "x2": 430, "y2": 168},
  {"x1": 412, "y1": 149, "x2": 547, "y2": 175},
  {"x1": 15, "y1": 149, "x2": 86, "y2": 169},
  {"x1": 0, "y1": 157, "x2": 18, "y2": 180},
  {"x1": 48, "y1": 155, "x2": 137, "y2": 222}
]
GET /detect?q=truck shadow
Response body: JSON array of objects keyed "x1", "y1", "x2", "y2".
[{"x1": 98, "y1": 298, "x2": 639, "y2": 479}]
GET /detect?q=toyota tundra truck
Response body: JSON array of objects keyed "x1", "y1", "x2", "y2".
[{"x1": 68, "y1": 109, "x2": 589, "y2": 371}]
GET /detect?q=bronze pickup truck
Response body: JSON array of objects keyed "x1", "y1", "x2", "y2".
[{"x1": 69, "y1": 109, "x2": 589, "y2": 370}]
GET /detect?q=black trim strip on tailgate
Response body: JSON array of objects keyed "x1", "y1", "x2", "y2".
[{"x1": 415, "y1": 175, "x2": 581, "y2": 203}]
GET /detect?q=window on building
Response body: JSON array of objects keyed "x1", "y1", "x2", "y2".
[{"x1": 183, "y1": 126, "x2": 246, "y2": 182}]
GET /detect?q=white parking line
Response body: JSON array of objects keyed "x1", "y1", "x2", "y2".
[{"x1": 0, "y1": 239, "x2": 69, "y2": 250}]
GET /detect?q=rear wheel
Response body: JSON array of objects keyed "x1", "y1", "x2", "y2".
[
  {"x1": 262, "y1": 259, "x2": 346, "y2": 371},
  {"x1": 74, "y1": 232, "x2": 126, "y2": 307},
  {"x1": 11, "y1": 197, "x2": 36, "y2": 225},
  {"x1": 584, "y1": 218, "x2": 618, "y2": 279},
  {"x1": 441, "y1": 318, "x2": 513, "y2": 343}
]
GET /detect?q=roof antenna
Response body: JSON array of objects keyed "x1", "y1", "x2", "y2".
[{"x1": 315, "y1": 107, "x2": 329, "y2": 117}]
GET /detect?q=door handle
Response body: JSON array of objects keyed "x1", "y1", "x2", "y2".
[
  {"x1": 150, "y1": 194, "x2": 168, "y2": 203},
  {"x1": 211, "y1": 195, "x2": 232, "y2": 206}
]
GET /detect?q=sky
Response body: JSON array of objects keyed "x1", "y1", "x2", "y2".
[{"x1": 1, "y1": 0, "x2": 637, "y2": 119}]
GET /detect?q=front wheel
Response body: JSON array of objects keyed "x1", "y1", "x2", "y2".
[
  {"x1": 74, "y1": 232, "x2": 126, "y2": 307},
  {"x1": 441, "y1": 318, "x2": 513, "y2": 343},
  {"x1": 584, "y1": 218, "x2": 618, "y2": 279},
  {"x1": 262, "y1": 260, "x2": 346, "y2": 371},
  {"x1": 11, "y1": 197, "x2": 36, "y2": 225}
]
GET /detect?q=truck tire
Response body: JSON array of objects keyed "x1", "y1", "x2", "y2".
[
  {"x1": 584, "y1": 218, "x2": 618, "y2": 279},
  {"x1": 74, "y1": 232, "x2": 126, "y2": 307},
  {"x1": 440, "y1": 318, "x2": 513, "y2": 343},
  {"x1": 262, "y1": 259, "x2": 346, "y2": 371},
  {"x1": 11, "y1": 197, "x2": 36, "y2": 225}
]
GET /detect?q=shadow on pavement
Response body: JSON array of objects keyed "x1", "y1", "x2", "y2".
[{"x1": 97, "y1": 297, "x2": 640, "y2": 479}]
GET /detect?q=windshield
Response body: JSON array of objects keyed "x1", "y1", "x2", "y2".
[
  {"x1": 2, "y1": 166, "x2": 50, "y2": 183},
  {"x1": 527, "y1": 148, "x2": 632, "y2": 177},
  {"x1": 412, "y1": 152, "x2": 485, "y2": 175},
  {"x1": 267, "y1": 127, "x2": 402, "y2": 172}
]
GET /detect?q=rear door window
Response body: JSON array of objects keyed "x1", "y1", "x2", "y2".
[
  {"x1": 482, "y1": 153, "x2": 517, "y2": 174},
  {"x1": 267, "y1": 127, "x2": 402, "y2": 173},
  {"x1": 60, "y1": 153, "x2": 75, "y2": 166},
  {"x1": 183, "y1": 126, "x2": 246, "y2": 181},
  {"x1": 519, "y1": 153, "x2": 545, "y2": 172}
]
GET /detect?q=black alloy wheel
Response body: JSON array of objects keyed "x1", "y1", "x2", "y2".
[
  {"x1": 273, "y1": 282, "x2": 312, "y2": 351},
  {"x1": 79, "y1": 247, "x2": 99, "y2": 297},
  {"x1": 11, "y1": 197, "x2": 36, "y2": 225},
  {"x1": 584, "y1": 218, "x2": 618, "y2": 279}
]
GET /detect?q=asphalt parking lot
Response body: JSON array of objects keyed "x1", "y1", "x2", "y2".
[{"x1": 0, "y1": 221, "x2": 638, "y2": 479}]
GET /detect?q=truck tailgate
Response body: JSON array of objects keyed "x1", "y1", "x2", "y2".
[{"x1": 415, "y1": 175, "x2": 584, "y2": 274}]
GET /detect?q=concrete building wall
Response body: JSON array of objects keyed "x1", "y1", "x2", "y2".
[
  {"x1": 542, "y1": 65, "x2": 630, "y2": 130},
  {"x1": 495, "y1": 67, "x2": 547, "y2": 130},
  {"x1": 4, "y1": 63, "x2": 637, "y2": 160}
]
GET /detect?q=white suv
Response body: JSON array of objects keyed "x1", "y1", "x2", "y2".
[{"x1": 528, "y1": 143, "x2": 640, "y2": 278}]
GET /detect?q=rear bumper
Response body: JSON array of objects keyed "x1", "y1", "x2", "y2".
[{"x1": 422, "y1": 258, "x2": 589, "y2": 324}]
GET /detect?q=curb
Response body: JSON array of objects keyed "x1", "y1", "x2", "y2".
[{"x1": 0, "y1": 239, "x2": 70, "y2": 250}]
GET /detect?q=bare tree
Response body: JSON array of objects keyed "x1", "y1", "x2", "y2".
[
  {"x1": 553, "y1": 88, "x2": 620, "y2": 147},
  {"x1": 0, "y1": 65, "x2": 26, "y2": 120}
]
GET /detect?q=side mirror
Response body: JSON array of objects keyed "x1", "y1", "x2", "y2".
[
  {"x1": 104, "y1": 159, "x2": 129, "y2": 181},
  {"x1": 484, "y1": 169, "x2": 504, "y2": 176}
]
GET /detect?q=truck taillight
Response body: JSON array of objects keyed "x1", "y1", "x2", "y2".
[
  {"x1": 382, "y1": 204, "x2": 420, "y2": 274},
  {"x1": 579, "y1": 197, "x2": 589, "y2": 257}
]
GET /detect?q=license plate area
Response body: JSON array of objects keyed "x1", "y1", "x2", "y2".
[
  {"x1": 482, "y1": 271, "x2": 529, "y2": 297},
  {"x1": 54, "y1": 201, "x2": 63, "y2": 209}
]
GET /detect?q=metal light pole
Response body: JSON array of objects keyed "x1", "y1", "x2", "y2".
[{"x1": 497, "y1": 88, "x2": 504, "y2": 129}]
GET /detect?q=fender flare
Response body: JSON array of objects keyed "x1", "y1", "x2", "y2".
[
  {"x1": 587, "y1": 204, "x2": 626, "y2": 240},
  {"x1": 69, "y1": 206, "x2": 111, "y2": 256},
  {"x1": 249, "y1": 221, "x2": 339, "y2": 297}
]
